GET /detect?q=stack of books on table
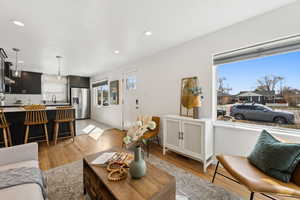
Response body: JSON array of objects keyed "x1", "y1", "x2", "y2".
[{"x1": 91, "y1": 152, "x2": 133, "y2": 167}]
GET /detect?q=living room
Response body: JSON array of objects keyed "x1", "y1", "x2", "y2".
[{"x1": 1, "y1": 0, "x2": 300, "y2": 200}]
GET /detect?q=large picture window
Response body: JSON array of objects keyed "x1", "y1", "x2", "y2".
[{"x1": 216, "y1": 50, "x2": 300, "y2": 130}]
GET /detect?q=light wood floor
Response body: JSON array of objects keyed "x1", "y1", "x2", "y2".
[{"x1": 39, "y1": 129, "x2": 292, "y2": 200}]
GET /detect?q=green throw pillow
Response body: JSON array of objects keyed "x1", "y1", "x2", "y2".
[{"x1": 248, "y1": 130, "x2": 300, "y2": 182}]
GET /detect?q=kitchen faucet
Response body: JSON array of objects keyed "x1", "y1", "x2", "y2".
[{"x1": 52, "y1": 95, "x2": 57, "y2": 103}]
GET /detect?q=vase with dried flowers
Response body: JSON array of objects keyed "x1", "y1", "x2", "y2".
[{"x1": 123, "y1": 119, "x2": 156, "y2": 178}]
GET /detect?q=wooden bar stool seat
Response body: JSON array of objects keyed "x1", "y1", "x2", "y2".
[
  {"x1": 23, "y1": 105, "x2": 49, "y2": 145},
  {"x1": 0, "y1": 109, "x2": 12, "y2": 147},
  {"x1": 53, "y1": 106, "x2": 75, "y2": 145}
]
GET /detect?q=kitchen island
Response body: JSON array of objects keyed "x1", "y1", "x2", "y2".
[
  {"x1": 1, "y1": 106, "x2": 76, "y2": 146},
  {"x1": 0, "y1": 102, "x2": 71, "y2": 108}
]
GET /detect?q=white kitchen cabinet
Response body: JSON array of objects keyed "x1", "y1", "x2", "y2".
[{"x1": 163, "y1": 115, "x2": 214, "y2": 172}]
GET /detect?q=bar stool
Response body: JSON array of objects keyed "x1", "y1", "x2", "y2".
[
  {"x1": 53, "y1": 106, "x2": 75, "y2": 145},
  {"x1": 24, "y1": 105, "x2": 49, "y2": 146},
  {"x1": 0, "y1": 109, "x2": 12, "y2": 147}
]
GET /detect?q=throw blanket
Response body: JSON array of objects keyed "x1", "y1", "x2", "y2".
[{"x1": 0, "y1": 167, "x2": 46, "y2": 199}]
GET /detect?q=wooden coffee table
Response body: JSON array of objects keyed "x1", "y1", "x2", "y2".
[{"x1": 83, "y1": 148, "x2": 176, "y2": 200}]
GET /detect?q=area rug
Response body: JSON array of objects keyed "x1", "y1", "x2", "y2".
[{"x1": 44, "y1": 154, "x2": 242, "y2": 200}]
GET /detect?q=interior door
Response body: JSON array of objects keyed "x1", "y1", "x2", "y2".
[
  {"x1": 165, "y1": 119, "x2": 181, "y2": 150},
  {"x1": 182, "y1": 120, "x2": 203, "y2": 158},
  {"x1": 123, "y1": 70, "x2": 140, "y2": 129}
]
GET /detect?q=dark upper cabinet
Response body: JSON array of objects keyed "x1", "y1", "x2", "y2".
[
  {"x1": 20, "y1": 71, "x2": 42, "y2": 94},
  {"x1": 0, "y1": 50, "x2": 7, "y2": 93},
  {"x1": 79, "y1": 77, "x2": 90, "y2": 88},
  {"x1": 9, "y1": 71, "x2": 42, "y2": 94},
  {"x1": 68, "y1": 75, "x2": 90, "y2": 88}
]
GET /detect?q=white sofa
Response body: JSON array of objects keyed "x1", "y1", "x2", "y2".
[{"x1": 0, "y1": 143, "x2": 44, "y2": 200}]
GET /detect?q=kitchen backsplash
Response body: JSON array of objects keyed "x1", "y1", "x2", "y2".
[
  {"x1": 42, "y1": 74, "x2": 67, "y2": 102},
  {"x1": 5, "y1": 94, "x2": 42, "y2": 105}
]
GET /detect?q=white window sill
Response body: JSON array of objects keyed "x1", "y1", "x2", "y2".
[
  {"x1": 94, "y1": 105, "x2": 121, "y2": 109},
  {"x1": 213, "y1": 120, "x2": 300, "y2": 137}
]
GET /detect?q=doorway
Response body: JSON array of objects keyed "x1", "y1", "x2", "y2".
[{"x1": 122, "y1": 70, "x2": 140, "y2": 130}]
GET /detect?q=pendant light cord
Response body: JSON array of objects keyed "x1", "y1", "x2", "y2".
[
  {"x1": 56, "y1": 56, "x2": 63, "y2": 77},
  {"x1": 58, "y1": 58, "x2": 60, "y2": 76}
]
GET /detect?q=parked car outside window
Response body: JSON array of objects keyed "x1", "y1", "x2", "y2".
[{"x1": 230, "y1": 103, "x2": 295, "y2": 124}]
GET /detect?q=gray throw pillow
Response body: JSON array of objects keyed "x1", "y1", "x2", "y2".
[{"x1": 248, "y1": 130, "x2": 300, "y2": 182}]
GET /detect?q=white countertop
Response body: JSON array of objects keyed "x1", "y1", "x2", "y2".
[
  {"x1": 3, "y1": 106, "x2": 74, "y2": 113},
  {"x1": 1, "y1": 102, "x2": 70, "y2": 107}
]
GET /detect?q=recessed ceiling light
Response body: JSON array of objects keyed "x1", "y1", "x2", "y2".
[
  {"x1": 18, "y1": 60, "x2": 24, "y2": 64},
  {"x1": 114, "y1": 50, "x2": 120, "y2": 54},
  {"x1": 144, "y1": 31, "x2": 152, "y2": 36},
  {"x1": 12, "y1": 20, "x2": 25, "y2": 27}
]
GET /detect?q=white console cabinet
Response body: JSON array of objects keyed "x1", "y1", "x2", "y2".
[{"x1": 163, "y1": 115, "x2": 214, "y2": 172}]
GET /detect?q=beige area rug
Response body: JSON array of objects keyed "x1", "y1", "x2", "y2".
[{"x1": 44, "y1": 154, "x2": 242, "y2": 200}]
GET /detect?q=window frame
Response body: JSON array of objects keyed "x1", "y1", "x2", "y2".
[
  {"x1": 92, "y1": 79, "x2": 120, "y2": 108},
  {"x1": 125, "y1": 75, "x2": 137, "y2": 91},
  {"x1": 92, "y1": 79, "x2": 109, "y2": 107},
  {"x1": 212, "y1": 51, "x2": 300, "y2": 135},
  {"x1": 109, "y1": 80, "x2": 120, "y2": 105}
]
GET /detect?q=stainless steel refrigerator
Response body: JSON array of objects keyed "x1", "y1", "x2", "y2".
[{"x1": 71, "y1": 88, "x2": 90, "y2": 119}]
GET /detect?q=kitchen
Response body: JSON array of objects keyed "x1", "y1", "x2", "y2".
[{"x1": 0, "y1": 48, "x2": 91, "y2": 146}]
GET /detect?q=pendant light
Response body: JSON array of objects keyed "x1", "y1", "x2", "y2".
[
  {"x1": 12, "y1": 48, "x2": 22, "y2": 78},
  {"x1": 56, "y1": 55, "x2": 63, "y2": 80}
]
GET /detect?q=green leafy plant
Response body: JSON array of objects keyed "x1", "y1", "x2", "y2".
[{"x1": 189, "y1": 86, "x2": 203, "y2": 96}]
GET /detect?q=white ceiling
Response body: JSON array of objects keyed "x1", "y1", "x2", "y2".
[{"x1": 0, "y1": 0, "x2": 296, "y2": 76}]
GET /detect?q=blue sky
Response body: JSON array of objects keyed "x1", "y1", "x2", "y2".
[{"x1": 218, "y1": 51, "x2": 300, "y2": 95}]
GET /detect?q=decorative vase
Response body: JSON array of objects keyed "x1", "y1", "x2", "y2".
[
  {"x1": 193, "y1": 106, "x2": 200, "y2": 119},
  {"x1": 192, "y1": 95, "x2": 201, "y2": 119},
  {"x1": 129, "y1": 145, "x2": 147, "y2": 179}
]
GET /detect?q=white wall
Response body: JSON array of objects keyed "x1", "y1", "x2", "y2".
[
  {"x1": 91, "y1": 2, "x2": 300, "y2": 155},
  {"x1": 214, "y1": 124, "x2": 300, "y2": 156},
  {"x1": 91, "y1": 71, "x2": 123, "y2": 129}
]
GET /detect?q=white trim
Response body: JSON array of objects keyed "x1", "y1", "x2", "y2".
[
  {"x1": 91, "y1": 78, "x2": 109, "y2": 85},
  {"x1": 214, "y1": 33, "x2": 300, "y2": 57},
  {"x1": 122, "y1": 69, "x2": 138, "y2": 130},
  {"x1": 213, "y1": 120, "x2": 300, "y2": 137},
  {"x1": 95, "y1": 104, "x2": 121, "y2": 110},
  {"x1": 211, "y1": 62, "x2": 217, "y2": 121},
  {"x1": 213, "y1": 33, "x2": 300, "y2": 65}
]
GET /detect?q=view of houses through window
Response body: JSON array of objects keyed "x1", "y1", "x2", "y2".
[
  {"x1": 95, "y1": 81, "x2": 109, "y2": 106},
  {"x1": 217, "y1": 50, "x2": 300, "y2": 130},
  {"x1": 93, "y1": 80, "x2": 120, "y2": 107}
]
